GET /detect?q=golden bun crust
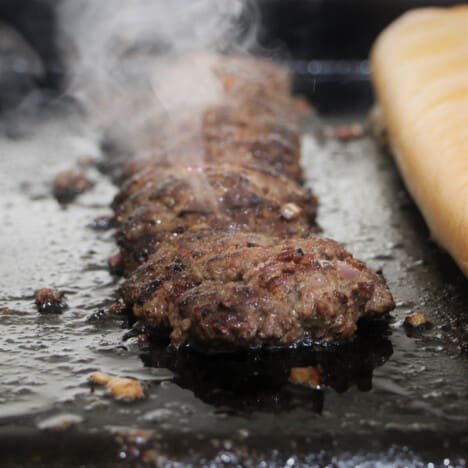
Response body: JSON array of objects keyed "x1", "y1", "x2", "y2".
[{"x1": 371, "y1": 5, "x2": 468, "y2": 276}]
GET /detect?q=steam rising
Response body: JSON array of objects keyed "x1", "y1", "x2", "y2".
[{"x1": 59, "y1": 0, "x2": 258, "y2": 162}]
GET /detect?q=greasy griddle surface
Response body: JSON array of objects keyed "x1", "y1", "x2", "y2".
[{"x1": 0, "y1": 109, "x2": 467, "y2": 466}]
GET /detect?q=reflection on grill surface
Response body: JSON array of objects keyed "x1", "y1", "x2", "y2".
[{"x1": 141, "y1": 324, "x2": 393, "y2": 414}]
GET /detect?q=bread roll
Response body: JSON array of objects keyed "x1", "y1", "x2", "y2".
[{"x1": 371, "y1": 6, "x2": 468, "y2": 276}]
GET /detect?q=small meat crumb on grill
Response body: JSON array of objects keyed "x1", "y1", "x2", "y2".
[
  {"x1": 404, "y1": 310, "x2": 430, "y2": 328},
  {"x1": 34, "y1": 287, "x2": 66, "y2": 314},
  {"x1": 53, "y1": 169, "x2": 93, "y2": 203},
  {"x1": 289, "y1": 367, "x2": 322, "y2": 389},
  {"x1": 281, "y1": 202, "x2": 302, "y2": 220},
  {"x1": 138, "y1": 333, "x2": 149, "y2": 344},
  {"x1": 89, "y1": 371, "x2": 144, "y2": 401},
  {"x1": 108, "y1": 302, "x2": 126, "y2": 315}
]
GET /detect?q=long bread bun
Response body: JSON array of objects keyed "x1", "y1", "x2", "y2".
[{"x1": 371, "y1": 6, "x2": 468, "y2": 276}]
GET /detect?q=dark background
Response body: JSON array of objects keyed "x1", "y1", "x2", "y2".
[
  {"x1": 0, "y1": 0, "x2": 465, "y2": 82},
  {"x1": 0, "y1": 0, "x2": 465, "y2": 111},
  {"x1": 257, "y1": 0, "x2": 465, "y2": 59},
  {"x1": 255, "y1": 0, "x2": 466, "y2": 111}
]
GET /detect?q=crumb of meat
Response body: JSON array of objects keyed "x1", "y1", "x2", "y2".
[
  {"x1": 324, "y1": 123, "x2": 364, "y2": 141},
  {"x1": 281, "y1": 202, "x2": 302, "y2": 220},
  {"x1": 34, "y1": 287, "x2": 66, "y2": 314},
  {"x1": 404, "y1": 311, "x2": 430, "y2": 328},
  {"x1": 89, "y1": 371, "x2": 144, "y2": 401},
  {"x1": 289, "y1": 367, "x2": 322, "y2": 389},
  {"x1": 138, "y1": 334, "x2": 149, "y2": 344},
  {"x1": 108, "y1": 302, "x2": 126, "y2": 315},
  {"x1": 53, "y1": 169, "x2": 93, "y2": 203}
]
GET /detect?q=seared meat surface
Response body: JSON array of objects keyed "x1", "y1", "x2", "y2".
[
  {"x1": 120, "y1": 231, "x2": 394, "y2": 349},
  {"x1": 202, "y1": 103, "x2": 303, "y2": 181},
  {"x1": 109, "y1": 92, "x2": 308, "y2": 184},
  {"x1": 114, "y1": 164, "x2": 318, "y2": 274},
  {"x1": 101, "y1": 54, "x2": 308, "y2": 184},
  {"x1": 106, "y1": 54, "x2": 394, "y2": 350}
]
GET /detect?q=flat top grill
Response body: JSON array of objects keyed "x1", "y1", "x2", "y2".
[{"x1": 0, "y1": 74, "x2": 467, "y2": 465}]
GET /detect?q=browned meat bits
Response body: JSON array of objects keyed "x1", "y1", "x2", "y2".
[
  {"x1": 34, "y1": 288, "x2": 67, "y2": 314},
  {"x1": 108, "y1": 54, "x2": 394, "y2": 351},
  {"x1": 53, "y1": 169, "x2": 93, "y2": 203},
  {"x1": 404, "y1": 311, "x2": 431, "y2": 329},
  {"x1": 89, "y1": 372, "x2": 144, "y2": 401}
]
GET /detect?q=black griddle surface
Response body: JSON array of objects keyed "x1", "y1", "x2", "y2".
[{"x1": 0, "y1": 103, "x2": 467, "y2": 466}]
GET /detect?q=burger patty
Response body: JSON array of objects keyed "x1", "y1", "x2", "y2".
[
  {"x1": 113, "y1": 164, "x2": 318, "y2": 274},
  {"x1": 120, "y1": 230, "x2": 394, "y2": 350}
]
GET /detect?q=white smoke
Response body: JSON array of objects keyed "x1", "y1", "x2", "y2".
[{"x1": 59, "y1": 0, "x2": 258, "y2": 162}]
